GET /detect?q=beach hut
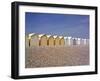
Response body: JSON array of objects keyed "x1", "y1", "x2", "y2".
[
  {"x1": 29, "y1": 33, "x2": 39, "y2": 47},
  {"x1": 86, "y1": 39, "x2": 89, "y2": 45},
  {"x1": 53, "y1": 35, "x2": 60, "y2": 46},
  {"x1": 39, "y1": 34, "x2": 47, "y2": 46},
  {"x1": 67, "y1": 37, "x2": 73, "y2": 46},
  {"x1": 77, "y1": 38, "x2": 81, "y2": 45},
  {"x1": 47, "y1": 35, "x2": 54, "y2": 46},
  {"x1": 72, "y1": 38, "x2": 77, "y2": 45},
  {"x1": 59, "y1": 36, "x2": 65, "y2": 46},
  {"x1": 25, "y1": 34, "x2": 30, "y2": 48},
  {"x1": 83, "y1": 39, "x2": 87, "y2": 45},
  {"x1": 64, "y1": 37, "x2": 69, "y2": 46},
  {"x1": 80, "y1": 38, "x2": 84, "y2": 45},
  {"x1": 83, "y1": 39, "x2": 89, "y2": 45}
]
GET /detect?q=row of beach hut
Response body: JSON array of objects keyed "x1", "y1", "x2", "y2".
[{"x1": 25, "y1": 33, "x2": 89, "y2": 47}]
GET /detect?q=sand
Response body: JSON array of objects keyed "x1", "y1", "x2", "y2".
[{"x1": 25, "y1": 45, "x2": 89, "y2": 68}]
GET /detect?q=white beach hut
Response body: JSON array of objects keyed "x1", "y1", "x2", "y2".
[
  {"x1": 77, "y1": 38, "x2": 81, "y2": 45},
  {"x1": 80, "y1": 38, "x2": 84, "y2": 45},
  {"x1": 86, "y1": 39, "x2": 89, "y2": 45},
  {"x1": 67, "y1": 37, "x2": 73, "y2": 46},
  {"x1": 64, "y1": 37, "x2": 68, "y2": 46},
  {"x1": 83, "y1": 39, "x2": 87, "y2": 45},
  {"x1": 72, "y1": 38, "x2": 77, "y2": 45}
]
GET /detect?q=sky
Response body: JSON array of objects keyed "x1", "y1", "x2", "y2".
[{"x1": 25, "y1": 12, "x2": 89, "y2": 39}]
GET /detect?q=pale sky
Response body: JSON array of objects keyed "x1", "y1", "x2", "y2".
[{"x1": 25, "y1": 12, "x2": 89, "y2": 39}]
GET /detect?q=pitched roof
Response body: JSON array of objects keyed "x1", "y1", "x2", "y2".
[{"x1": 53, "y1": 35, "x2": 58, "y2": 38}]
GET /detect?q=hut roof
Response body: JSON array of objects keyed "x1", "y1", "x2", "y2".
[
  {"x1": 72, "y1": 38, "x2": 78, "y2": 40},
  {"x1": 47, "y1": 35, "x2": 51, "y2": 38},
  {"x1": 59, "y1": 36, "x2": 63, "y2": 39},
  {"x1": 83, "y1": 39, "x2": 87, "y2": 41},
  {"x1": 67, "y1": 37, "x2": 72, "y2": 39},
  {"x1": 64, "y1": 37, "x2": 68, "y2": 39},
  {"x1": 81, "y1": 38, "x2": 84, "y2": 40},
  {"x1": 38, "y1": 34, "x2": 46, "y2": 38},
  {"x1": 38, "y1": 34, "x2": 47, "y2": 40},
  {"x1": 29, "y1": 33, "x2": 35, "y2": 37},
  {"x1": 77, "y1": 38, "x2": 81, "y2": 40},
  {"x1": 29, "y1": 33, "x2": 38, "y2": 39},
  {"x1": 53, "y1": 35, "x2": 58, "y2": 38}
]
